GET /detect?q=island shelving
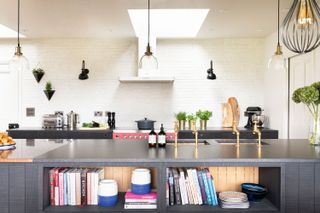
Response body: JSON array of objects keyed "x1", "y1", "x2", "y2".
[{"x1": 0, "y1": 139, "x2": 319, "y2": 213}]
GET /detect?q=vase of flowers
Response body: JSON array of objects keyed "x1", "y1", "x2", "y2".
[{"x1": 292, "y1": 82, "x2": 320, "y2": 145}]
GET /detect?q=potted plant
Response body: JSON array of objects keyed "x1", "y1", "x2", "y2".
[
  {"x1": 292, "y1": 82, "x2": 320, "y2": 145},
  {"x1": 44, "y1": 81, "x2": 55, "y2": 101},
  {"x1": 186, "y1": 113, "x2": 197, "y2": 130},
  {"x1": 175, "y1": 112, "x2": 187, "y2": 130},
  {"x1": 32, "y1": 68, "x2": 45, "y2": 83},
  {"x1": 196, "y1": 110, "x2": 213, "y2": 130}
]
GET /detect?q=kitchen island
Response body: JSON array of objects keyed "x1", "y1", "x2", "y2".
[{"x1": 0, "y1": 139, "x2": 319, "y2": 213}]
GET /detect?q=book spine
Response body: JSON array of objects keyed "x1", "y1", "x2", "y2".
[
  {"x1": 87, "y1": 171, "x2": 91, "y2": 205},
  {"x1": 71, "y1": 172, "x2": 76, "y2": 206},
  {"x1": 92, "y1": 171, "x2": 98, "y2": 205},
  {"x1": 173, "y1": 175, "x2": 181, "y2": 205},
  {"x1": 197, "y1": 170, "x2": 208, "y2": 205},
  {"x1": 187, "y1": 169, "x2": 198, "y2": 204},
  {"x1": 166, "y1": 168, "x2": 169, "y2": 206},
  {"x1": 201, "y1": 170, "x2": 212, "y2": 205},
  {"x1": 67, "y1": 171, "x2": 72, "y2": 206},
  {"x1": 64, "y1": 171, "x2": 68, "y2": 205},
  {"x1": 125, "y1": 199, "x2": 157, "y2": 203},
  {"x1": 206, "y1": 170, "x2": 216, "y2": 206},
  {"x1": 124, "y1": 204, "x2": 157, "y2": 209},
  {"x1": 76, "y1": 171, "x2": 81, "y2": 205},
  {"x1": 49, "y1": 169, "x2": 55, "y2": 206},
  {"x1": 180, "y1": 170, "x2": 189, "y2": 205},
  {"x1": 185, "y1": 176, "x2": 193, "y2": 205},
  {"x1": 192, "y1": 169, "x2": 202, "y2": 205},
  {"x1": 178, "y1": 175, "x2": 185, "y2": 205},
  {"x1": 211, "y1": 177, "x2": 218, "y2": 206},
  {"x1": 80, "y1": 170, "x2": 87, "y2": 206},
  {"x1": 54, "y1": 168, "x2": 59, "y2": 206},
  {"x1": 168, "y1": 170, "x2": 175, "y2": 206},
  {"x1": 58, "y1": 171, "x2": 64, "y2": 205}
]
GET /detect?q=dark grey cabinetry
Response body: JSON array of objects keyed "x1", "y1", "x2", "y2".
[{"x1": 0, "y1": 164, "x2": 38, "y2": 213}]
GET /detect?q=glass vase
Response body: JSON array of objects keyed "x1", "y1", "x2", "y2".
[{"x1": 309, "y1": 115, "x2": 320, "y2": 145}]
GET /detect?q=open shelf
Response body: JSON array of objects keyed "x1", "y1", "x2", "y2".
[
  {"x1": 44, "y1": 193, "x2": 156, "y2": 212},
  {"x1": 167, "y1": 199, "x2": 278, "y2": 212},
  {"x1": 119, "y1": 76, "x2": 175, "y2": 83}
]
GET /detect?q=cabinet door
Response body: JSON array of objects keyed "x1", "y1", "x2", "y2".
[
  {"x1": 0, "y1": 165, "x2": 9, "y2": 213},
  {"x1": 315, "y1": 163, "x2": 320, "y2": 213},
  {"x1": 9, "y1": 165, "x2": 26, "y2": 213},
  {"x1": 285, "y1": 163, "x2": 315, "y2": 213}
]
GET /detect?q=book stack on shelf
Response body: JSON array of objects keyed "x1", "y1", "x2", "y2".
[
  {"x1": 124, "y1": 191, "x2": 157, "y2": 209},
  {"x1": 166, "y1": 168, "x2": 218, "y2": 206},
  {"x1": 49, "y1": 168, "x2": 104, "y2": 206}
]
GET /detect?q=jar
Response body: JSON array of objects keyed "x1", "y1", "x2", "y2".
[
  {"x1": 131, "y1": 168, "x2": 151, "y2": 195},
  {"x1": 98, "y1": 180, "x2": 118, "y2": 207}
]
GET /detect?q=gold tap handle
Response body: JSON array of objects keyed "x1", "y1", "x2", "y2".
[
  {"x1": 191, "y1": 120, "x2": 196, "y2": 132},
  {"x1": 174, "y1": 121, "x2": 179, "y2": 148}
]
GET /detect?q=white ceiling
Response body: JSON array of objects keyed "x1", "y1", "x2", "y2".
[{"x1": 0, "y1": 0, "x2": 302, "y2": 39}]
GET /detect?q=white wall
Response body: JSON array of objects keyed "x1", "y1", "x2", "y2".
[{"x1": 0, "y1": 38, "x2": 265, "y2": 130}]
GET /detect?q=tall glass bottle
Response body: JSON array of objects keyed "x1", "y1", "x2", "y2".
[{"x1": 158, "y1": 124, "x2": 166, "y2": 148}]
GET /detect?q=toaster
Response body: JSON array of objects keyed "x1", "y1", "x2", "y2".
[{"x1": 42, "y1": 114, "x2": 63, "y2": 129}]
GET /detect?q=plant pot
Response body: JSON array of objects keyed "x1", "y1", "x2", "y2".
[
  {"x1": 44, "y1": 90, "x2": 55, "y2": 101},
  {"x1": 178, "y1": 120, "x2": 186, "y2": 130},
  {"x1": 188, "y1": 120, "x2": 196, "y2": 130},
  {"x1": 200, "y1": 120, "x2": 207, "y2": 130},
  {"x1": 33, "y1": 72, "x2": 44, "y2": 83},
  {"x1": 309, "y1": 115, "x2": 320, "y2": 145}
]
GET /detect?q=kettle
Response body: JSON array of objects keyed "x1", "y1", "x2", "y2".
[{"x1": 67, "y1": 111, "x2": 80, "y2": 129}]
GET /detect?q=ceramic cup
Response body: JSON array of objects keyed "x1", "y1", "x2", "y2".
[
  {"x1": 98, "y1": 180, "x2": 118, "y2": 207},
  {"x1": 131, "y1": 168, "x2": 151, "y2": 195}
]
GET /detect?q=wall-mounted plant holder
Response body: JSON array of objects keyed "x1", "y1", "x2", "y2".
[
  {"x1": 32, "y1": 68, "x2": 45, "y2": 83},
  {"x1": 44, "y1": 81, "x2": 55, "y2": 101}
]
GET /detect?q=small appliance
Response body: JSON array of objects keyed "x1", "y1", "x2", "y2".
[
  {"x1": 42, "y1": 114, "x2": 63, "y2": 129},
  {"x1": 244, "y1": 107, "x2": 263, "y2": 129},
  {"x1": 67, "y1": 111, "x2": 80, "y2": 129}
]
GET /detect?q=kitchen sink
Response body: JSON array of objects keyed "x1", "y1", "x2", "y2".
[
  {"x1": 167, "y1": 139, "x2": 211, "y2": 145},
  {"x1": 215, "y1": 139, "x2": 269, "y2": 145}
]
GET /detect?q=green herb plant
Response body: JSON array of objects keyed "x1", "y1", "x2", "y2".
[
  {"x1": 175, "y1": 112, "x2": 187, "y2": 121},
  {"x1": 196, "y1": 110, "x2": 213, "y2": 121},
  {"x1": 32, "y1": 68, "x2": 44, "y2": 75},
  {"x1": 45, "y1": 81, "x2": 53, "y2": 91},
  {"x1": 186, "y1": 113, "x2": 197, "y2": 121}
]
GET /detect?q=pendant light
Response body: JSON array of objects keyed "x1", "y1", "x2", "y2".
[
  {"x1": 282, "y1": 0, "x2": 320, "y2": 53},
  {"x1": 9, "y1": 0, "x2": 29, "y2": 72},
  {"x1": 268, "y1": 0, "x2": 286, "y2": 70},
  {"x1": 138, "y1": 0, "x2": 158, "y2": 70}
]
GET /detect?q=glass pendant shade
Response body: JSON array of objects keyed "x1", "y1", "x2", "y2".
[
  {"x1": 268, "y1": 53, "x2": 286, "y2": 70},
  {"x1": 282, "y1": 0, "x2": 320, "y2": 53},
  {"x1": 139, "y1": 49, "x2": 158, "y2": 71},
  {"x1": 9, "y1": 47, "x2": 29, "y2": 72}
]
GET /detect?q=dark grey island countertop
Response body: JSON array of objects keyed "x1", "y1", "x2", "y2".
[{"x1": 32, "y1": 139, "x2": 320, "y2": 163}]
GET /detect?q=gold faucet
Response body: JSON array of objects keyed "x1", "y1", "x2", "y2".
[
  {"x1": 174, "y1": 121, "x2": 179, "y2": 148},
  {"x1": 232, "y1": 121, "x2": 240, "y2": 147},
  {"x1": 191, "y1": 120, "x2": 199, "y2": 147},
  {"x1": 252, "y1": 120, "x2": 262, "y2": 147}
]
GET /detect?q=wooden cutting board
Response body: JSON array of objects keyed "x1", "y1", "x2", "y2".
[
  {"x1": 222, "y1": 103, "x2": 233, "y2": 127},
  {"x1": 228, "y1": 97, "x2": 240, "y2": 127}
]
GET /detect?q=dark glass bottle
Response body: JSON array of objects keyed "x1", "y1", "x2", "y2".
[
  {"x1": 158, "y1": 124, "x2": 166, "y2": 148},
  {"x1": 107, "y1": 112, "x2": 112, "y2": 128},
  {"x1": 148, "y1": 128, "x2": 157, "y2": 148},
  {"x1": 111, "y1": 112, "x2": 116, "y2": 129}
]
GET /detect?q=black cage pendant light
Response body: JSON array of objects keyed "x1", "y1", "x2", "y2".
[
  {"x1": 138, "y1": 0, "x2": 158, "y2": 70},
  {"x1": 268, "y1": 0, "x2": 286, "y2": 70},
  {"x1": 282, "y1": 0, "x2": 320, "y2": 53},
  {"x1": 9, "y1": 0, "x2": 29, "y2": 72}
]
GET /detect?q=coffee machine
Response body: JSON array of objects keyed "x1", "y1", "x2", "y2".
[{"x1": 244, "y1": 107, "x2": 263, "y2": 129}]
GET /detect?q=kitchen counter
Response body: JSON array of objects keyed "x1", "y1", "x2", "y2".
[
  {"x1": 1, "y1": 139, "x2": 319, "y2": 163},
  {"x1": 7, "y1": 127, "x2": 278, "y2": 139},
  {"x1": 7, "y1": 127, "x2": 113, "y2": 139}
]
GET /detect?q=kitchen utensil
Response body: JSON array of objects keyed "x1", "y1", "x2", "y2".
[
  {"x1": 228, "y1": 97, "x2": 240, "y2": 127},
  {"x1": 67, "y1": 111, "x2": 80, "y2": 129},
  {"x1": 135, "y1": 118, "x2": 156, "y2": 130},
  {"x1": 222, "y1": 103, "x2": 233, "y2": 127}
]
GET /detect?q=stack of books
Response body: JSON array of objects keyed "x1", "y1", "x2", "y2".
[
  {"x1": 166, "y1": 168, "x2": 218, "y2": 206},
  {"x1": 219, "y1": 191, "x2": 250, "y2": 209},
  {"x1": 49, "y1": 168, "x2": 104, "y2": 206},
  {"x1": 124, "y1": 191, "x2": 157, "y2": 209}
]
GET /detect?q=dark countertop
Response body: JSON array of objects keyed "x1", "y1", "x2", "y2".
[
  {"x1": 31, "y1": 139, "x2": 320, "y2": 163},
  {"x1": 7, "y1": 127, "x2": 278, "y2": 139}
]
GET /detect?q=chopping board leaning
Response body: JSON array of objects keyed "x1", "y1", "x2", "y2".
[{"x1": 228, "y1": 97, "x2": 240, "y2": 127}]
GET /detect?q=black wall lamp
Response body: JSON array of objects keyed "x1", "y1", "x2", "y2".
[
  {"x1": 207, "y1": 60, "x2": 216, "y2": 80},
  {"x1": 79, "y1": 60, "x2": 89, "y2": 80}
]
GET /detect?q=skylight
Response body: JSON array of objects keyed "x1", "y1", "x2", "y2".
[
  {"x1": 128, "y1": 9, "x2": 209, "y2": 38},
  {"x1": 0, "y1": 24, "x2": 25, "y2": 38}
]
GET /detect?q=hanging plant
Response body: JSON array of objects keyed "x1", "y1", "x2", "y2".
[
  {"x1": 44, "y1": 81, "x2": 55, "y2": 101},
  {"x1": 32, "y1": 68, "x2": 45, "y2": 83}
]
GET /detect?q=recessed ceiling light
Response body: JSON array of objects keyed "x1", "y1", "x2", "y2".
[
  {"x1": 128, "y1": 9, "x2": 209, "y2": 38},
  {"x1": 0, "y1": 24, "x2": 26, "y2": 38}
]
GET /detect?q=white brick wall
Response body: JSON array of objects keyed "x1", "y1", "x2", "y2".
[{"x1": 0, "y1": 38, "x2": 265, "y2": 130}]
